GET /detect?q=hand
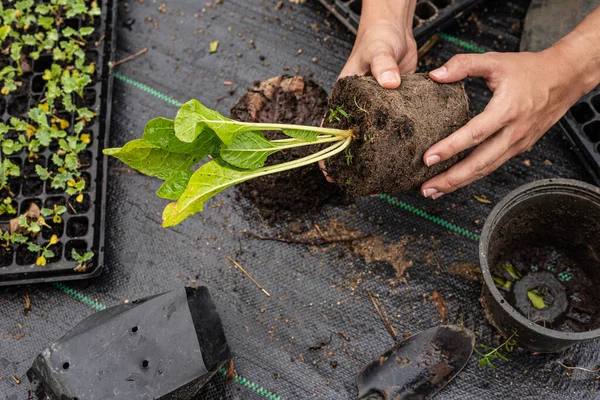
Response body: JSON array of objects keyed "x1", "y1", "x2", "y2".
[
  {"x1": 340, "y1": 20, "x2": 417, "y2": 88},
  {"x1": 340, "y1": 0, "x2": 417, "y2": 88},
  {"x1": 420, "y1": 48, "x2": 596, "y2": 199}
]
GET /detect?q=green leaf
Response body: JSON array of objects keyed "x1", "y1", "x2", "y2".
[
  {"x1": 162, "y1": 159, "x2": 266, "y2": 227},
  {"x1": 143, "y1": 117, "x2": 220, "y2": 156},
  {"x1": 492, "y1": 275, "x2": 511, "y2": 290},
  {"x1": 281, "y1": 128, "x2": 319, "y2": 142},
  {"x1": 62, "y1": 26, "x2": 77, "y2": 37},
  {"x1": 36, "y1": 165, "x2": 51, "y2": 180},
  {"x1": 55, "y1": 205, "x2": 67, "y2": 215},
  {"x1": 156, "y1": 170, "x2": 193, "y2": 200},
  {"x1": 10, "y1": 42, "x2": 22, "y2": 62},
  {"x1": 44, "y1": 249, "x2": 55, "y2": 258},
  {"x1": 40, "y1": 207, "x2": 53, "y2": 217},
  {"x1": 28, "y1": 243, "x2": 42, "y2": 252},
  {"x1": 220, "y1": 131, "x2": 277, "y2": 169},
  {"x1": 174, "y1": 99, "x2": 254, "y2": 145},
  {"x1": 80, "y1": 27, "x2": 94, "y2": 36},
  {"x1": 0, "y1": 26, "x2": 11, "y2": 42},
  {"x1": 2, "y1": 139, "x2": 23, "y2": 155},
  {"x1": 103, "y1": 139, "x2": 202, "y2": 180},
  {"x1": 502, "y1": 264, "x2": 522, "y2": 280},
  {"x1": 527, "y1": 289, "x2": 547, "y2": 310}
]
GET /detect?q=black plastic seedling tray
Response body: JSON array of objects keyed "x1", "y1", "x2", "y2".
[
  {"x1": 317, "y1": 0, "x2": 484, "y2": 44},
  {"x1": 560, "y1": 86, "x2": 600, "y2": 186},
  {"x1": 0, "y1": 0, "x2": 116, "y2": 286}
]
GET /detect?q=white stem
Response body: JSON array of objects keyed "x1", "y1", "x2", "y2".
[
  {"x1": 242, "y1": 122, "x2": 352, "y2": 138},
  {"x1": 259, "y1": 136, "x2": 352, "y2": 175},
  {"x1": 269, "y1": 136, "x2": 342, "y2": 150}
]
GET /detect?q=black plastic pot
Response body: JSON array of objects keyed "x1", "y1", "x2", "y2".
[{"x1": 480, "y1": 179, "x2": 600, "y2": 353}]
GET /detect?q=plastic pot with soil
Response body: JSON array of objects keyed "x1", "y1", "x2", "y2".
[
  {"x1": 105, "y1": 73, "x2": 470, "y2": 226},
  {"x1": 480, "y1": 179, "x2": 600, "y2": 353}
]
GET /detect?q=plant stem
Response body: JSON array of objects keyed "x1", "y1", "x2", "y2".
[
  {"x1": 241, "y1": 122, "x2": 353, "y2": 138},
  {"x1": 259, "y1": 136, "x2": 351, "y2": 175},
  {"x1": 269, "y1": 136, "x2": 342, "y2": 150}
]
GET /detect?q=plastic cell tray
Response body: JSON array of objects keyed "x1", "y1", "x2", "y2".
[
  {"x1": 317, "y1": 0, "x2": 483, "y2": 44},
  {"x1": 560, "y1": 86, "x2": 600, "y2": 186},
  {"x1": 0, "y1": 0, "x2": 116, "y2": 286}
]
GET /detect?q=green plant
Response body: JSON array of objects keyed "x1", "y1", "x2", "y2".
[
  {"x1": 104, "y1": 100, "x2": 355, "y2": 226},
  {"x1": 328, "y1": 105, "x2": 350, "y2": 123},
  {"x1": 71, "y1": 248, "x2": 93, "y2": 271},
  {"x1": 474, "y1": 332, "x2": 517, "y2": 368},
  {"x1": 40, "y1": 204, "x2": 67, "y2": 224},
  {"x1": 0, "y1": 0, "x2": 99, "y2": 265},
  {"x1": 0, "y1": 197, "x2": 16, "y2": 215}
]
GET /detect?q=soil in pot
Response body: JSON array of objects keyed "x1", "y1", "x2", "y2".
[
  {"x1": 230, "y1": 75, "x2": 344, "y2": 221},
  {"x1": 324, "y1": 74, "x2": 469, "y2": 197},
  {"x1": 490, "y1": 242, "x2": 600, "y2": 333},
  {"x1": 485, "y1": 183, "x2": 600, "y2": 334}
]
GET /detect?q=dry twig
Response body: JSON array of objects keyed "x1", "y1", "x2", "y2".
[
  {"x1": 228, "y1": 257, "x2": 270, "y2": 297},
  {"x1": 367, "y1": 291, "x2": 398, "y2": 341},
  {"x1": 109, "y1": 48, "x2": 148, "y2": 68}
]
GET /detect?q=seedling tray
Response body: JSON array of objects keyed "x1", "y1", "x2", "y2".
[
  {"x1": 317, "y1": 0, "x2": 484, "y2": 44},
  {"x1": 559, "y1": 86, "x2": 600, "y2": 186},
  {"x1": 0, "y1": 0, "x2": 116, "y2": 286}
]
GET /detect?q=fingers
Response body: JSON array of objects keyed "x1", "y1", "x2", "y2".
[
  {"x1": 370, "y1": 51, "x2": 401, "y2": 88},
  {"x1": 318, "y1": 160, "x2": 335, "y2": 183},
  {"x1": 423, "y1": 101, "x2": 507, "y2": 166},
  {"x1": 421, "y1": 128, "x2": 514, "y2": 197},
  {"x1": 340, "y1": 56, "x2": 368, "y2": 79},
  {"x1": 429, "y1": 53, "x2": 497, "y2": 83}
]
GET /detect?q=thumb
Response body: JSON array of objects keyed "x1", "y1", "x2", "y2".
[
  {"x1": 429, "y1": 53, "x2": 494, "y2": 83},
  {"x1": 370, "y1": 50, "x2": 401, "y2": 89}
]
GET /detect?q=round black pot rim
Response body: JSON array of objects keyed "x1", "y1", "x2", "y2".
[{"x1": 479, "y1": 178, "x2": 600, "y2": 341}]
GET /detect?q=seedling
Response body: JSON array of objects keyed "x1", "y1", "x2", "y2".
[
  {"x1": 328, "y1": 105, "x2": 350, "y2": 123},
  {"x1": 104, "y1": 100, "x2": 354, "y2": 226},
  {"x1": 0, "y1": 197, "x2": 16, "y2": 216},
  {"x1": 41, "y1": 204, "x2": 67, "y2": 224},
  {"x1": 72, "y1": 249, "x2": 94, "y2": 272},
  {"x1": 474, "y1": 332, "x2": 517, "y2": 368}
]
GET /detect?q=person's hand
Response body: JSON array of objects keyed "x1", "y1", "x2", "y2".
[
  {"x1": 420, "y1": 46, "x2": 598, "y2": 199},
  {"x1": 340, "y1": 20, "x2": 417, "y2": 88},
  {"x1": 340, "y1": 0, "x2": 417, "y2": 88}
]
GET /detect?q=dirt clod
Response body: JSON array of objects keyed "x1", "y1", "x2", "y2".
[
  {"x1": 230, "y1": 76, "x2": 343, "y2": 221},
  {"x1": 325, "y1": 74, "x2": 469, "y2": 196}
]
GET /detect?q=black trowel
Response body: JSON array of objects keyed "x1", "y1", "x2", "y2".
[{"x1": 356, "y1": 325, "x2": 475, "y2": 400}]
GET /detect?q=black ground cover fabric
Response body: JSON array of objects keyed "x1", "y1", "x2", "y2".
[{"x1": 1, "y1": 0, "x2": 599, "y2": 399}]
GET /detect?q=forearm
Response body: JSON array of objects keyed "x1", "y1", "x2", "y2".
[
  {"x1": 360, "y1": 0, "x2": 416, "y2": 34},
  {"x1": 549, "y1": 6, "x2": 600, "y2": 96}
]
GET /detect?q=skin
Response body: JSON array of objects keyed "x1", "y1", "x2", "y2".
[{"x1": 331, "y1": 2, "x2": 600, "y2": 198}]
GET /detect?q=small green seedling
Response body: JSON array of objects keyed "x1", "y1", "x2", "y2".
[
  {"x1": 41, "y1": 204, "x2": 67, "y2": 224},
  {"x1": 104, "y1": 100, "x2": 355, "y2": 227},
  {"x1": 328, "y1": 105, "x2": 350, "y2": 123},
  {"x1": 502, "y1": 264, "x2": 522, "y2": 280},
  {"x1": 492, "y1": 275, "x2": 511, "y2": 290},
  {"x1": 72, "y1": 249, "x2": 94, "y2": 272},
  {"x1": 474, "y1": 332, "x2": 517, "y2": 368},
  {"x1": 0, "y1": 197, "x2": 16, "y2": 216}
]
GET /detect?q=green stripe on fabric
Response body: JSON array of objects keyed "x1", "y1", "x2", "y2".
[
  {"x1": 52, "y1": 282, "x2": 107, "y2": 311},
  {"x1": 113, "y1": 72, "x2": 183, "y2": 107},
  {"x1": 439, "y1": 32, "x2": 487, "y2": 54},
  {"x1": 218, "y1": 367, "x2": 281, "y2": 400},
  {"x1": 379, "y1": 194, "x2": 481, "y2": 241}
]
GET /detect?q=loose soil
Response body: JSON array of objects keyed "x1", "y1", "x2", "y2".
[
  {"x1": 325, "y1": 74, "x2": 469, "y2": 197},
  {"x1": 230, "y1": 75, "x2": 344, "y2": 221}
]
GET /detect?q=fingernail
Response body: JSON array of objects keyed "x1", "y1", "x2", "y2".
[
  {"x1": 431, "y1": 192, "x2": 445, "y2": 200},
  {"x1": 422, "y1": 188, "x2": 438, "y2": 198},
  {"x1": 430, "y1": 66, "x2": 447, "y2": 78},
  {"x1": 426, "y1": 155, "x2": 441, "y2": 167},
  {"x1": 379, "y1": 71, "x2": 399, "y2": 86}
]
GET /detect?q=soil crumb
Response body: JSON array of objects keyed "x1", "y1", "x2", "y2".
[
  {"x1": 447, "y1": 263, "x2": 481, "y2": 281},
  {"x1": 352, "y1": 236, "x2": 413, "y2": 278},
  {"x1": 230, "y1": 75, "x2": 344, "y2": 221},
  {"x1": 325, "y1": 74, "x2": 469, "y2": 197}
]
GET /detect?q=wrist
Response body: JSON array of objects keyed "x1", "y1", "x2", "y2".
[
  {"x1": 360, "y1": 0, "x2": 415, "y2": 34},
  {"x1": 548, "y1": 29, "x2": 600, "y2": 97}
]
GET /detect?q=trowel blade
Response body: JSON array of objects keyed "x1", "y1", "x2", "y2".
[{"x1": 356, "y1": 325, "x2": 475, "y2": 400}]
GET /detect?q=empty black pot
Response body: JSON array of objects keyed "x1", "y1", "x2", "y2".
[{"x1": 480, "y1": 179, "x2": 600, "y2": 353}]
